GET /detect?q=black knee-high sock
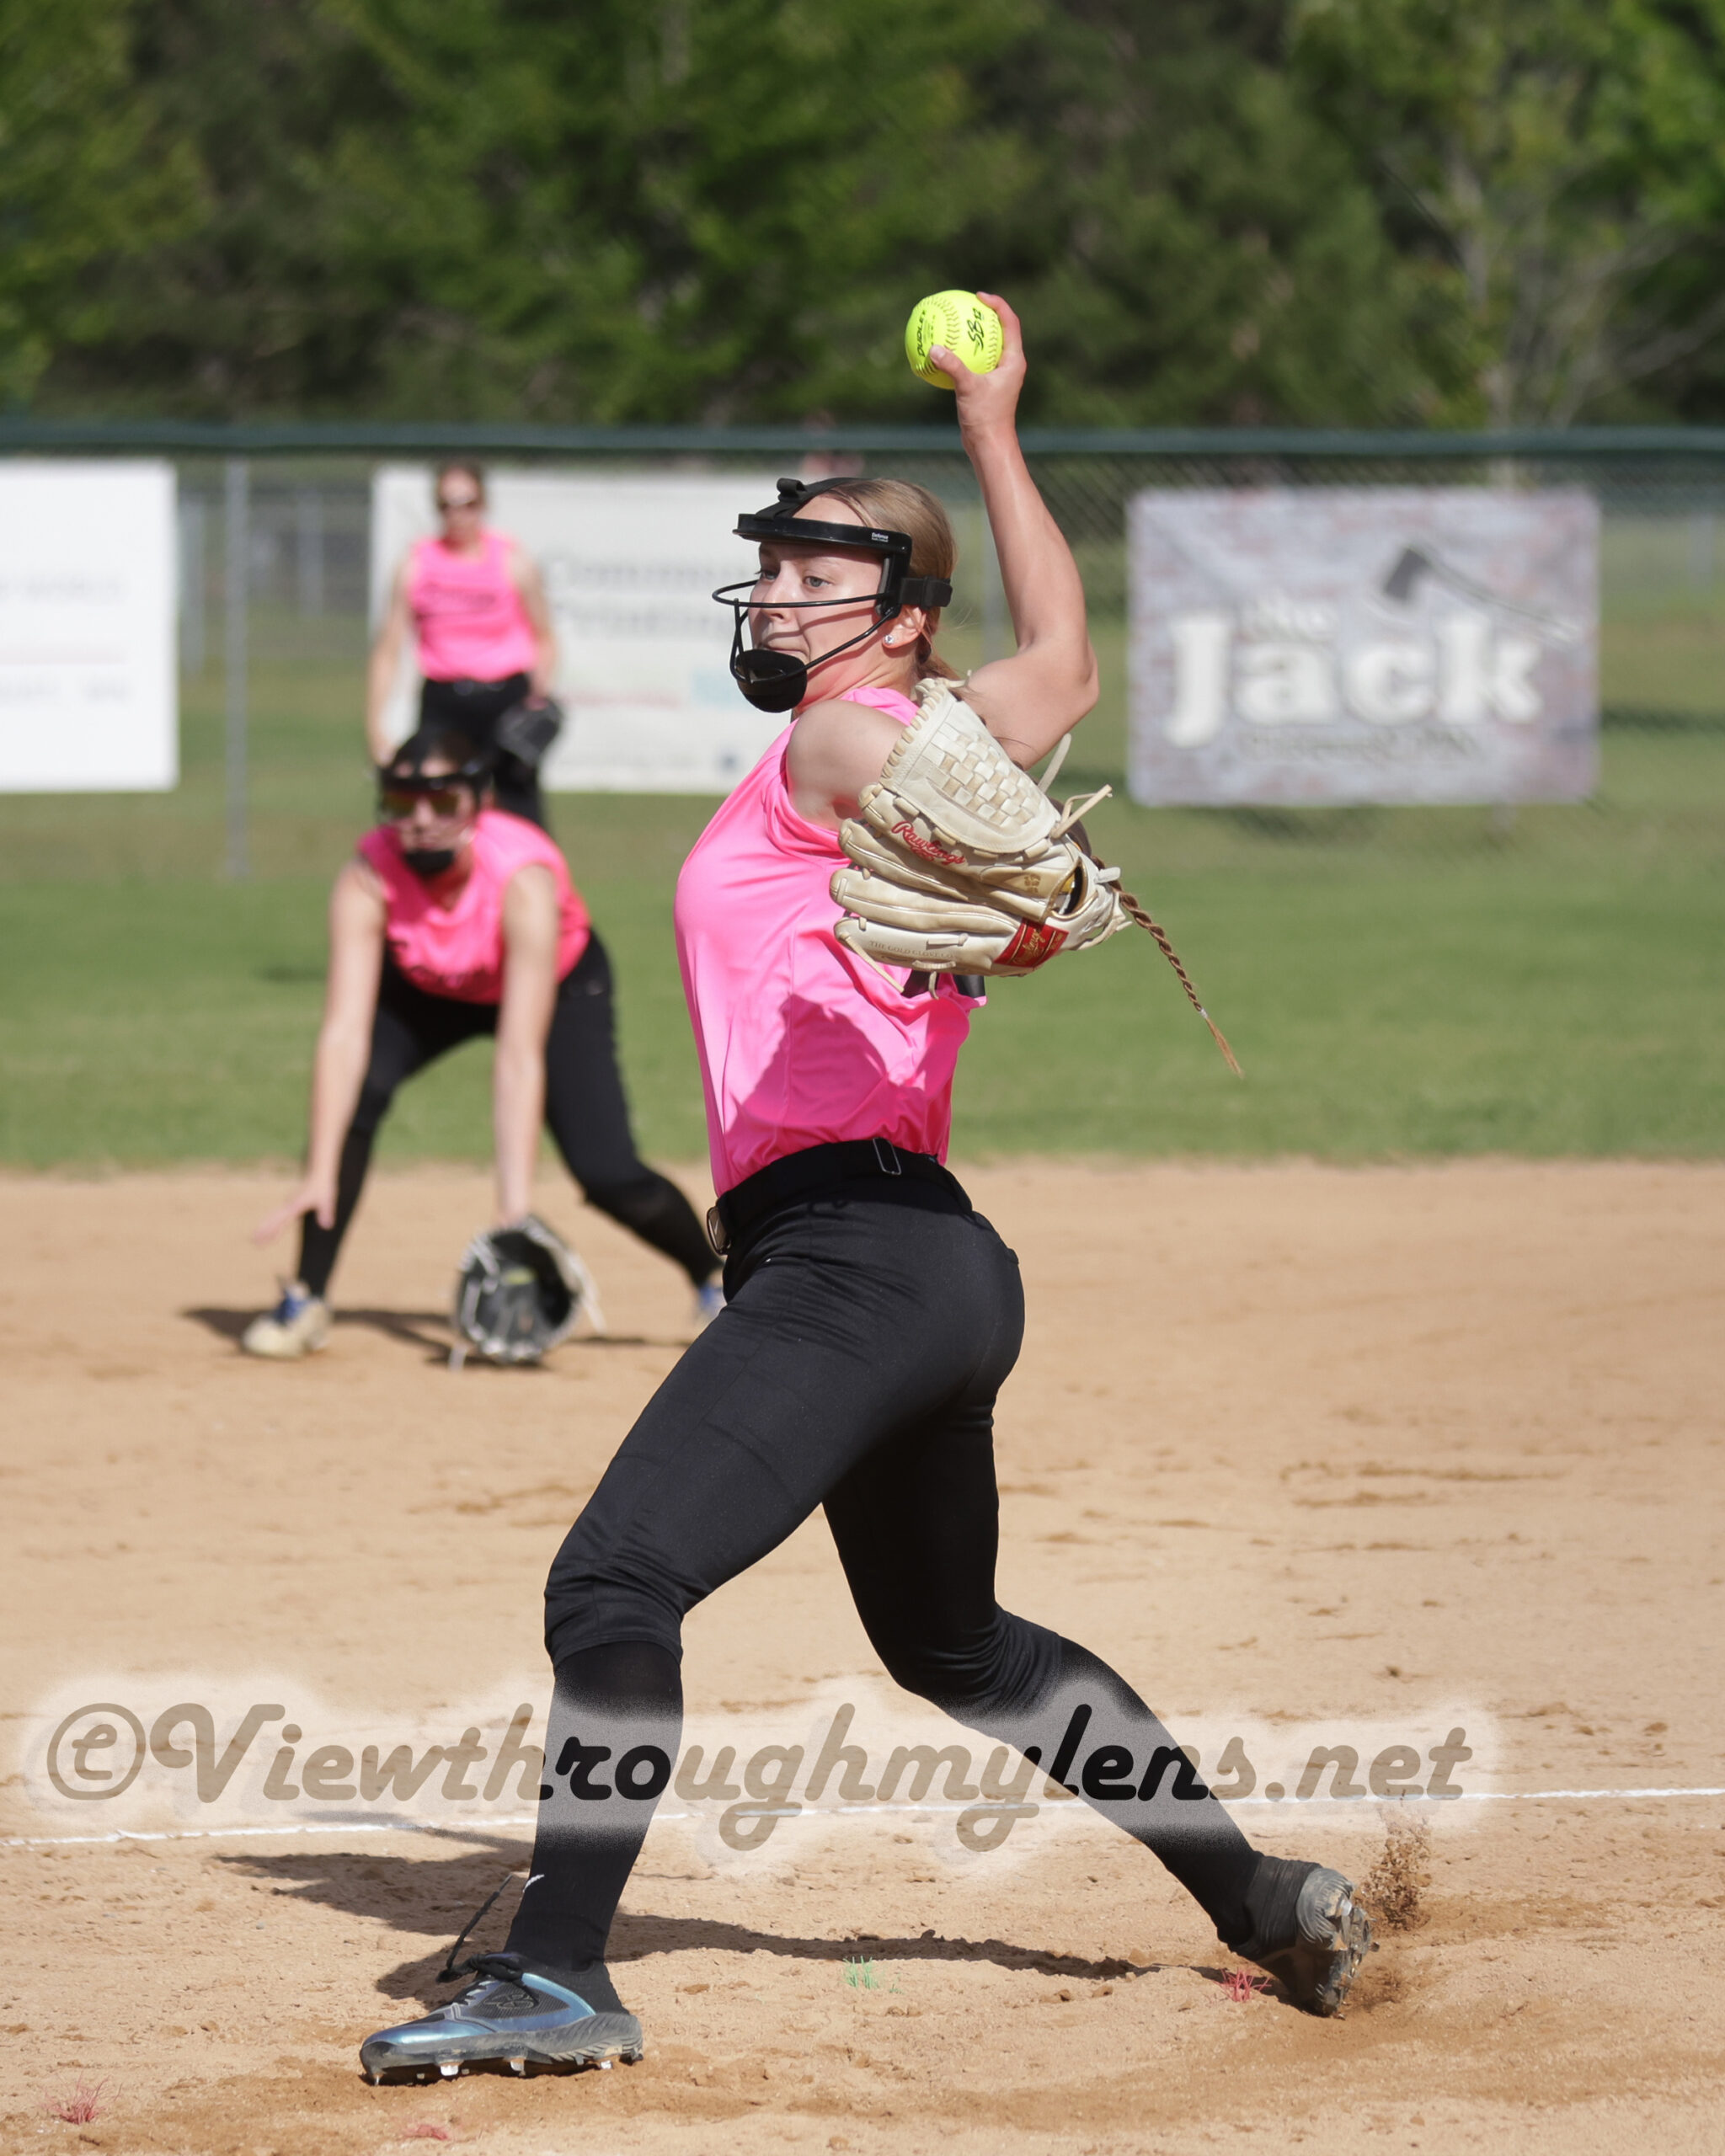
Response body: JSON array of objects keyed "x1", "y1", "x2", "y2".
[
  {"x1": 927, "y1": 1635, "x2": 1262, "y2": 1945},
  {"x1": 585, "y1": 1172, "x2": 716, "y2": 1286},
  {"x1": 296, "y1": 1120, "x2": 378, "y2": 1298},
  {"x1": 505, "y1": 1641, "x2": 682, "y2": 1973},
  {"x1": 1048, "y1": 1641, "x2": 1261, "y2": 1941}
]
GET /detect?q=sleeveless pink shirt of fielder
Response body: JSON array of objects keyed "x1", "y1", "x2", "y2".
[
  {"x1": 675, "y1": 684, "x2": 979, "y2": 1195},
  {"x1": 360, "y1": 808, "x2": 590, "y2": 1005},
  {"x1": 407, "y1": 529, "x2": 540, "y2": 682}
]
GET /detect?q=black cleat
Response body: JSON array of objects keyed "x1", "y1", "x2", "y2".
[
  {"x1": 1231, "y1": 1857, "x2": 1372, "y2": 2016},
  {"x1": 360, "y1": 1954, "x2": 643, "y2": 2083}
]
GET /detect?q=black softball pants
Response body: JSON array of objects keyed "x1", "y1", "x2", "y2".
[
  {"x1": 505, "y1": 1168, "x2": 1261, "y2": 1976},
  {"x1": 295, "y1": 935, "x2": 713, "y2": 1296},
  {"x1": 419, "y1": 672, "x2": 545, "y2": 828}
]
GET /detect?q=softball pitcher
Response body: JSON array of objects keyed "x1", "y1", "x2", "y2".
[{"x1": 360, "y1": 295, "x2": 1370, "y2": 2083}]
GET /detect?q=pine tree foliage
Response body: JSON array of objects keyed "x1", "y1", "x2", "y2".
[{"x1": 7, "y1": 0, "x2": 1724, "y2": 422}]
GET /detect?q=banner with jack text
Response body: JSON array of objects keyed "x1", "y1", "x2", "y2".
[{"x1": 1128, "y1": 487, "x2": 1598, "y2": 806}]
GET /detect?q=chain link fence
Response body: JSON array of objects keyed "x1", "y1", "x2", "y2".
[{"x1": 3, "y1": 428, "x2": 1722, "y2": 881}]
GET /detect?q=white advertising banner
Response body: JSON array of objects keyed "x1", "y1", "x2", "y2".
[
  {"x1": 1128, "y1": 488, "x2": 1599, "y2": 805},
  {"x1": 371, "y1": 466, "x2": 786, "y2": 792},
  {"x1": 0, "y1": 461, "x2": 177, "y2": 792}
]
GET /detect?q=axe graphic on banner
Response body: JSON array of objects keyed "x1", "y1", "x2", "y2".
[{"x1": 1381, "y1": 544, "x2": 1578, "y2": 644}]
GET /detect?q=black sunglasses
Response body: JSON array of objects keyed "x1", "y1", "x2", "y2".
[{"x1": 379, "y1": 784, "x2": 469, "y2": 821}]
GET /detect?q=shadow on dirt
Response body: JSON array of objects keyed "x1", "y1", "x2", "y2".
[
  {"x1": 180, "y1": 1306, "x2": 675, "y2": 1358},
  {"x1": 218, "y1": 1838, "x2": 1163, "y2": 2001},
  {"x1": 182, "y1": 1304, "x2": 450, "y2": 1351}
]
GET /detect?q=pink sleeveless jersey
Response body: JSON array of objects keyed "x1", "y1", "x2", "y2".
[
  {"x1": 407, "y1": 529, "x2": 540, "y2": 683},
  {"x1": 674, "y1": 684, "x2": 979, "y2": 1195},
  {"x1": 360, "y1": 808, "x2": 590, "y2": 1005}
]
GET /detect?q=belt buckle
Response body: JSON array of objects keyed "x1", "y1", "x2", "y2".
[
  {"x1": 705, "y1": 1203, "x2": 729, "y2": 1257},
  {"x1": 872, "y1": 1137, "x2": 902, "y2": 1177}
]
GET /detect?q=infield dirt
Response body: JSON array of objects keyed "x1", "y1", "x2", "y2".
[{"x1": 4, "y1": 1161, "x2": 1722, "y2": 2154}]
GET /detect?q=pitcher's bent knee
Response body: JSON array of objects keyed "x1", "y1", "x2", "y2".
[
  {"x1": 543, "y1": 1544, "x2": 690, "y2": 1669},
  {"x1": 872, "y1": 1608, "x2": 1060, "y2": 1721}
]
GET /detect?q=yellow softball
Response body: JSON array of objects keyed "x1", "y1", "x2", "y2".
[{"x1": 905, "y1": 290, "x2": 1005, "y2": 389}]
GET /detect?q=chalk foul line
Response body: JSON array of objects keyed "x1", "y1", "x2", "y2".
[{"x1": 4, "y1": 1785, "x2": 1725, "y2": 1849}]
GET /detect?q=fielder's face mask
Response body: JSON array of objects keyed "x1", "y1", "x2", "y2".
[
  {"x1": 377, "y1": 743, "x2": 491, "y2": 878},
  {"x1": 712, "y1": 477, "x2": 954, "y2": 713}
]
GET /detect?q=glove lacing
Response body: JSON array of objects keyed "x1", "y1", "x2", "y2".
[{"x1": 1038, "y1": 734, "x2": 1242, "y2": 1077}]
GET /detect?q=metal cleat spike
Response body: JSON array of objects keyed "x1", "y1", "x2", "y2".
[
  {"x1": 439, "y1": 2060, "x2": 460, "y2": 2078},
  {"x1": 508, "y1": 2057, "x2": 526, "y2": 2075},
  {"x1": 596, "y1": 2057, "x2": 613, "y2": 2070}
]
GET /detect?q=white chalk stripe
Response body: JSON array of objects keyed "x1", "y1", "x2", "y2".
[
  {"x1": 1227, "y1": 1787, "x2": 1725, "y2": 1806},
  {"x1": 4, "y1": 1785, "x2": 1725, "y2": 1848}
]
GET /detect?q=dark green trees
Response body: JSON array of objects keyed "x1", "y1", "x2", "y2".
[{"x1": 7, "y1": 0, "x2": 1722, "y2": 423}]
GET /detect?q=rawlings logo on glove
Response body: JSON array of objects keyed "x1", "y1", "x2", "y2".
[
  {"x1": 830, "y1": 677, "x2": 1242, "y2": 1072},
  {"x1": 892, "y1": 819, "x2": 966, "y2": 868},
  {"x1": 996, "y1": 919, "x2": 1070, "y2": 969}
]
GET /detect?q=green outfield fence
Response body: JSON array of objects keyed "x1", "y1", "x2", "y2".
[{"x1": 1, "y1": 419, "x2": 1722, "y2": 883}]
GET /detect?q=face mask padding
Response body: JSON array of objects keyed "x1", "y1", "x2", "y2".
[
  {"x1": 713, "y1": 478, "x2": 953, "y2": 712},
  {"x1": 400, "y1": 846, "x2": 460, "y2": 880}
]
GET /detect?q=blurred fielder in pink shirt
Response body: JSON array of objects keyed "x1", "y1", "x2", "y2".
[{"x1": 367, "y1": 460, "x2": 558, "y2": 826}]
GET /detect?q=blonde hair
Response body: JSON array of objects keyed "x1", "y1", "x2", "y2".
[
  {"x1": 805, "y1": 478, "x2": 959, "y2": 680},
  {"x1": 434, "y1": 459, "x2": 487, "y2": 500}
]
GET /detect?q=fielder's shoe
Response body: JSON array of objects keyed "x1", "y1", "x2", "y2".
[
  {"x1": 241, "y1": 1282, "x2": 330, "y2": 1360},
  {"x1": 360, "y1": 1953, "x2": 643, "y2": 2083},
  {"x1": 692, "y1": 1280, "x2": 725, "y2": 1330},
  {"x1": 1230, "y1": 1856, "x2": 1372, "y2": 2015}
]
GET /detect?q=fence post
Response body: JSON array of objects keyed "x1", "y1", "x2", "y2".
[
  {"x1": 1689, "y1": 510, "x2": 1715, "y2": 591},
  {"x1": 177, "y1": 494, "x2": 206, "y2": 676},
  {"x1": 224, "y1": 457, "x2": 249, "y2": 881},
  {"x1": 296, "y1": 484, "x2": 324, "y2": 616}
]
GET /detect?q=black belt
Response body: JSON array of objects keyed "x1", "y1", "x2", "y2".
[{"x1": 708, "y1": 1137, "x2": 954, "y2": 1257}]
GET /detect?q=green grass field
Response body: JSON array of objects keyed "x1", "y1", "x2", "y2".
[{"x1": 0, "y1": 637, "x2": 1720, "y2": 1167}]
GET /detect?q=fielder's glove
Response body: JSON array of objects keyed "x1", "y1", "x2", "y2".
[
  {"x1": 494, "y1": 696, "x2": 564, "y2": 771},
  {"x1": 450, "y1": 1214, "x2": 601, "y2": 1369},
  {"x1": 830, "y1": 677, "x2": 1240, "y2": 1073}
]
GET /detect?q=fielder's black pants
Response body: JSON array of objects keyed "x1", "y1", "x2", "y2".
[
  {"x1": 419, "y1": 671, "x2": 544, "y2": 828},
  {"x1": 505, "y1": 1160, "x2": 1261, "y2": 1976},
  {"x1": 295, "y1": 936, "x2": 714, "y2": 1297}
]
